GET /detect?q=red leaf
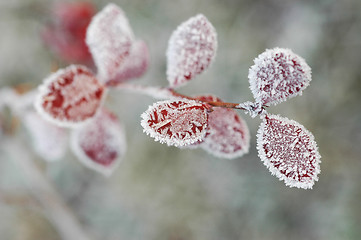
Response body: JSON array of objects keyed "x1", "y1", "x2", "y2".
[
  {"x1": 192, "y1": 95, "x2": 250, "y2": 158},
  {"x1": 141, "y1": 100, "x2": 210, "y2": 147},
  {"x1": 202, "y1": 107, "x2": 250, "y2": 159},
  {"x1": 70, "y1": 108, "x2": 126, "y2": 176},
  {"x1": 41, "y1": 2, "x2": 95, "y2": 63},
  {"x1": 257, "y1": 114, "x2": 321, "y2": 189},
  {"x1": 167, "y1": 14, "x2": 217, "y2": 88},
  {"x1": 248, "y1": 48, "x2": 312, "y2": 106},
  {"x1": 105, "y1": 40, "x2": 149, "y2": 87},
  {"x1": 35, "y1": 65, "x2": 105, "y2": 127},
  {"x1": 86, "y1": 3, "x2": 134, "y2": 81}
]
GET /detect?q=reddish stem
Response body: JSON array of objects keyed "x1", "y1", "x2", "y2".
[{"x1": 115, "y1": 83, "x2": 247, "y2": 110}]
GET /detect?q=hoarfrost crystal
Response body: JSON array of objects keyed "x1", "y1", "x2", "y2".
[
  {"x1": 237, "y1": 101, "x2": 264, "y2": 118},
  {"x1": 257, "y1": 114, "x2": 321, "y2": 189},
  {"x1": 141, "y1": 99, "x2": 209, "y2": 147},
  {"x1": 248, "y1": 48, "x2": 311, "y2": 106},
  {"x1": 86, "y1": 3, "x2": 134, "y2": 81},
  {"x1": 34, "y1": 65, "x2": 105, "y2": 127},
  {"x1": 70, "y1": 108, "x2": 126, "y2": 176},
  {"x1": 167, "y1": 14, "x2": 217, "y2": 88}
]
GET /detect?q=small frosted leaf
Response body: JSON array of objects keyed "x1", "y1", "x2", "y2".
[
  {"x1": 34, "y1": 65, "x2": 105, "y2": 128},
  {"x1": 86, "y1": 3, "x2": 134, "y2": 81},
  {"x1": 167, "y1": 14, "x2": 217, "y2": 88},
  {"x1": 202, "y1": 108, "x2": 250, "y2": 159},
  {"x1": 70, "y1": 108, "x2": 126, "y2": 176},
  {"x1": 248, "y1": 48, "x2": 311, "y2": 106},
  {"x1": 194, "y1": 95, "x2": 250, "y2": 158},
  {"x1": 41, "y1": 2, "x2": 95, "y2": 63},
  {"x1": 257, "y1": 114, "x2": 321, "y2": 189},
  {"x1": 141, "y1": 99, "x2": 209, "y2": 147},
  {"x1": 105, "y1": 40, "x2": 149, "y2": 87},
  {"x1": 23, "y1": 111, "x2": 67, "y2": 161}
]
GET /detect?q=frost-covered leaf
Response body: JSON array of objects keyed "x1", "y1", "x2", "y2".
[
  {"x1": 248, "y1": 48, "x2": 311, "y2": 106},
  {"x1": 105, "y1": 40, "x2": 149, "y2": 86},
  {"x1": 41, "y1": 2, "x2": 95, "y2": 63},
  {"x1": 70, "y1": 108, "x2": 126, "y2": 176},
  {"x1": 86, "y1": 3, "x2": 134, "y2": 81},
  {"x1": 23, "y1": 111, "x2": 67, "y2": 161},
  {"x1": 34, "y1": 65, "x2": 106, "y2": 128},
  {"x1": 141, "y1": 99, "x2": 210, "y2": 147},
  {"x1": 202, "y1": 108, "x2": 250, "y2": 159},
  {"x1": 194, "y1": 95, "x2": 250, "y2": 158},
  {"x1": 167, "y1": 14, "x2": 217, "y2": 88},
  {"x1": 257, "y1": 114, "x2": 321, "y2": 189}
]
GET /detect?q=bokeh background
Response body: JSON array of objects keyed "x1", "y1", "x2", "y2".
[{"x1": 1, "y1": 0, "x2": 361, "y2": 239}]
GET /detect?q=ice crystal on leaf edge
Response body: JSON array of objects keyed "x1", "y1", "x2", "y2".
[{"x1": 257, "y1": 114, "x2": 321, "y2": 189}]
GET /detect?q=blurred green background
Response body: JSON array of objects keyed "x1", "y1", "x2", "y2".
[{"x1": 1, "y1": 0, "x2": 361, "y2": 239}]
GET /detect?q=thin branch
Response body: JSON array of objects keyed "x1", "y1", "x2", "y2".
[
  {"x1": 115, "y1": 83, "x2": 248, "y2": 110},
  {"x1": 1, "y1": 138, "x2": 91, "y2": 240}
]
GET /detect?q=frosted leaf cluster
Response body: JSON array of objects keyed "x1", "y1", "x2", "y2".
[
  {"x1": 32, "y1": 5, "x2": 321, "y2": 185},
  {"x1": 34, "y1": 65, "x2": 105, "y2": 127},
  {"x1": 167, "y1": 14, "x2": 217, "y2": 88},
  {"x1": 71, "y1": 109, "x2": 127, "y2": 176},
  {"x1": 33, "y1": 4, "x2": 149, "y2": 175},
  {"x1": 248, "y1": 48, "x2": 311, "y2": 106},
  {"x1": 141, "y1": 100, "x2": 209, "y2": 147},
  {"x1": 106, "y1": 40, "x2": 149, "y2": 86},
  {"x1": 86, "y1": 3, "x2": 134, "y2": 81},
  {"x1": 257, "y1": 114, "x2": 321, "y2": 189},
  {"x1": 23, "y1": 111, "x2": 67, "y2": 161}
]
